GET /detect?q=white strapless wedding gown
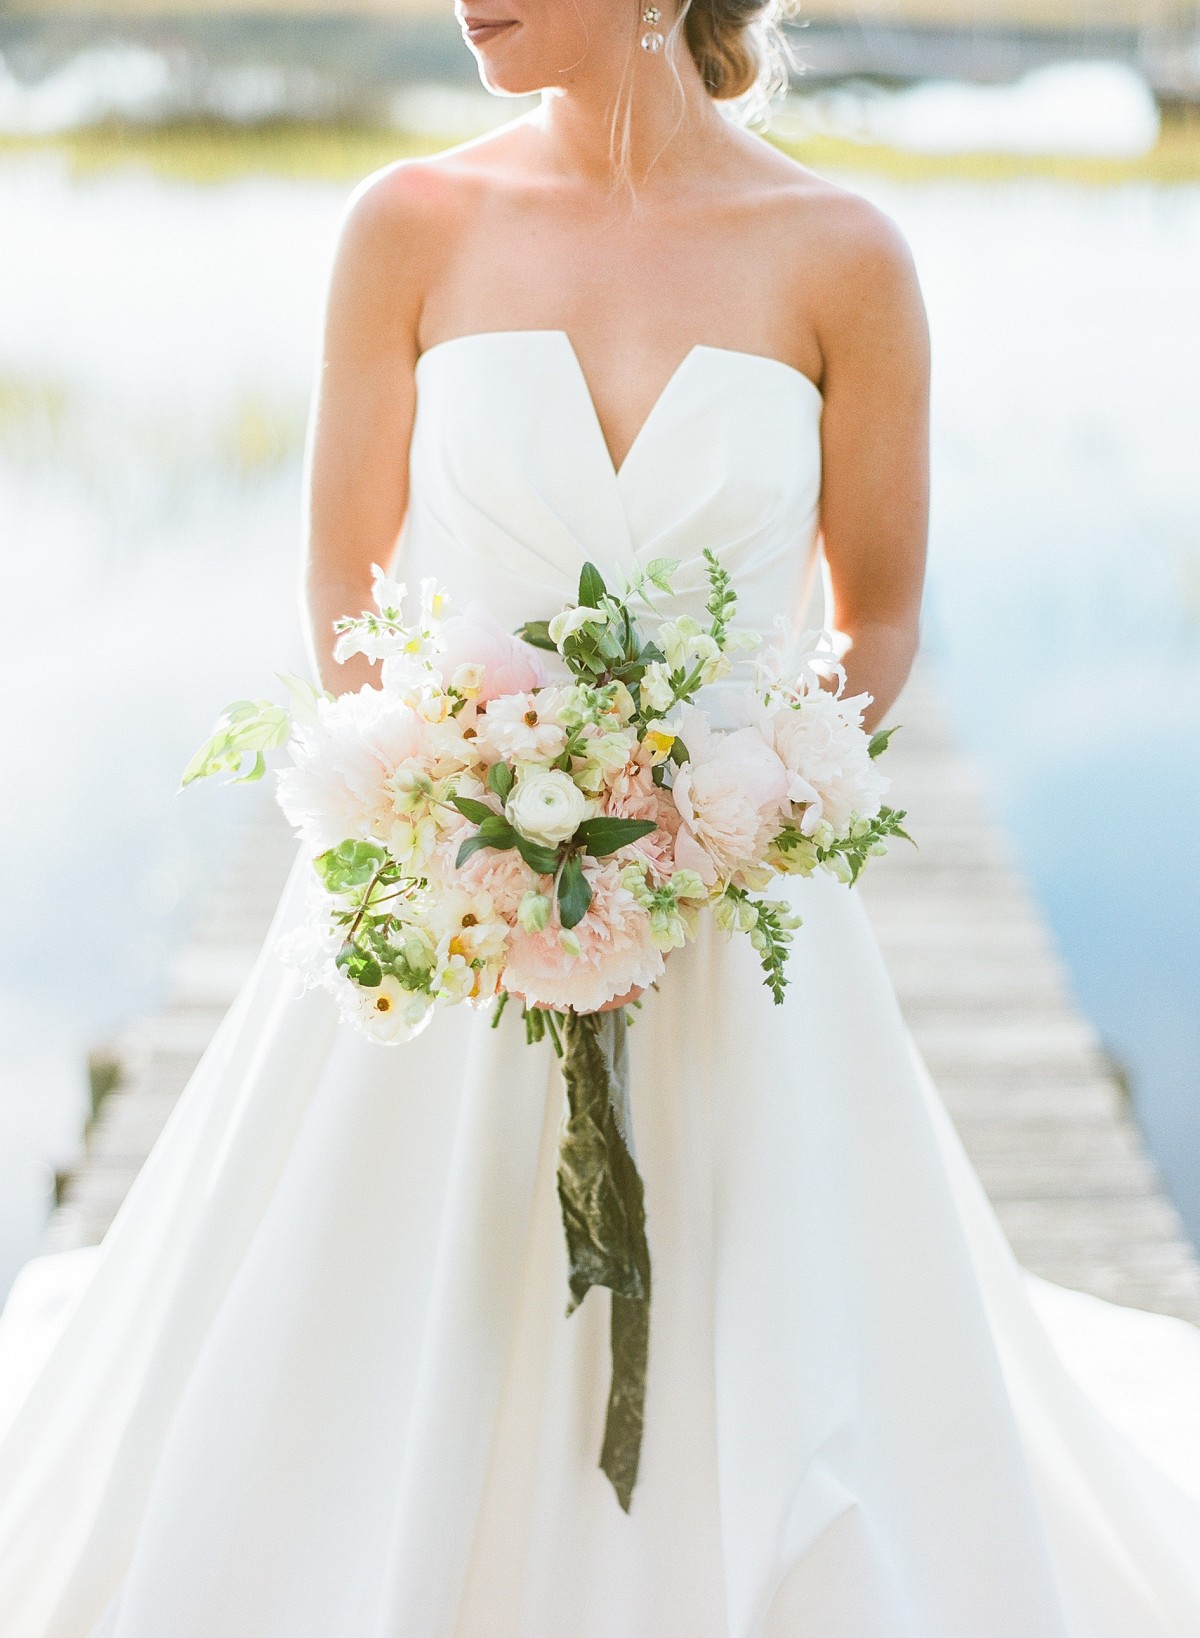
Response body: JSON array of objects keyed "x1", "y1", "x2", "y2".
[{"x1": 2, "y1": 329, "x2": 1200, "y2": 1637}]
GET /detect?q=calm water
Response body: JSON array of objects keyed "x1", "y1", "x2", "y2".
[{"x1": 1, "y1": 152, "x2": 1198, "y2": 1293}]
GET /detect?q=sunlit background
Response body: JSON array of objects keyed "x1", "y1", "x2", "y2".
[{"x1": 1, "y1": 0, "x2": 1198, "y2": 1298}]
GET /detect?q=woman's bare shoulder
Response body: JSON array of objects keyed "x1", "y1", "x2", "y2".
[
  {"x1": 340, "y1": 117, "x2": 537, "y2": 250},
  {"x1": 753, "y1": 146, "x2": 919, "y2": 293},
  {"x1": 748, "y1": 151, "x2": 927, "y2": 371},
  {"x1": 323, "y1": 119, "x2": 540, "y2": 352}
]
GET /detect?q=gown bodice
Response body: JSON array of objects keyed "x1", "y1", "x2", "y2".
[{"x1": 398, "y1": 328, "x2": 826, "y2": 652}]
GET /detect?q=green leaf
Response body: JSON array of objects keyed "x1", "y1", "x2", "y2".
[
  {"x1": 276, "y1": 671, "x2": 327, "y2": 727},
  {"x1": 868, "y1": 725, "x2": 899, "y2": 759},
  {"x1": 314, "y1": 840, "x2": 387, "y2": 892},
  {"x1": 515, "y1": 836, "x2": 561, "y2": 874},
  {"x1": 644, "y1": 556, "x2": 679, "y2": 591},
  {"x1": 335, "y1": 941, "x2": 383, "y2": 988},
  {"x1": 488, "y1": 762, "x2": 515, "y2": 802},
  {"x1": 237, "y1": 751, "x2": 267, "y2": 784},
  {"x1": 557, "y1": 853, "x2": 593, "y2": 929},
  {"x1": 449, "y1": 795, "x2": 496, "y2": 824},
  {"x1": 455, "y1": 834, "x2": 492, "y2": 868},
  {"x1": 516, "y1": 619, "x2": 558, "y2": 652},
  {"x1": 596, "y1": 625, "x2": 626, "y2": 664},
  {"x1": 574, "y1": 817, "x2": 658, "y2": 857},
  {"x1": 578, "y1": 562, "x2": 608, "y2": 608},
  {"x1": 180, "y1": 696, "x2": 291, "y2": 787},
  {"x1": 478, "y1": 815, "x2": 516, "y2": 846},
  {"x1": 668, "y1": 736, "x2": 689, "y2": 766}
]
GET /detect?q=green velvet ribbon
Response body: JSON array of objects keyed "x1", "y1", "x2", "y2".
[{"x1": 556, "y1": 1009, "x2": 651, "y2": 1512}]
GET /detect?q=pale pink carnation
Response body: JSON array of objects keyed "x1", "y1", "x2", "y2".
[
  {"x1": 277, "y1": 686, "x2": 426, "y2": 851},
  {"x1": 452, "y1": 837, "x2": 541, "y2": 919},
  {"x1": 667, "y1": 705, "x2": 788, "y2": 886},
  {"x1": 759, "y1": 692, "x2": 888, "y2": 837},
  {"x1": 433, "y1": 602, "x2": 546, "y2": 704},
  {"x1": 603, "y1": 760, "x2": 677, "y2": 881},
  {"x1": 502, "y1": 860, "x2": 664, "y2": 1012}
]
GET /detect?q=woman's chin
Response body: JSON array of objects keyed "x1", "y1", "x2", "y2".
[{"x1": 475, "y1": 63, "x2": 545, "y2": 98}]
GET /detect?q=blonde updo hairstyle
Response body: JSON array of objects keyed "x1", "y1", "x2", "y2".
[{"x1": 682, "y1": 0, "x2": 788, "y2": 106}]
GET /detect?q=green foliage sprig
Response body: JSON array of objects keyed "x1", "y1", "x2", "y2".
[{"x1": 721, "y1": 886, "x2": 800, "y2": 1005}]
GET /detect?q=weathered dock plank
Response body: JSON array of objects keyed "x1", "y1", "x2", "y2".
[
  {"x1": 858, "y1": 665, "x2": 1200, "y2": 1324},
  {"x1": 43, "y1": 665, "x2": 1200, "y2": 1328}
]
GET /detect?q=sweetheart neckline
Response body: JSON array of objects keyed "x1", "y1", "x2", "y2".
[{"x1": 413, "y1": 328, "x2": 822, "y2": 483}]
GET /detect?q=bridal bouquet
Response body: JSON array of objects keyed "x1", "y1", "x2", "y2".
[{"x1": 185, "y1": 551, "x2": 907, "y2": 1508}]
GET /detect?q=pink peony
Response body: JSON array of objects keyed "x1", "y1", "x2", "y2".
[
  {"x1": 277, "y1": 686, "x2": 426, "y2": 851},
  {"x1": 502, "y1": 860, "x2": 664, "y2": 1012},
  {"x1": 667, "y1": 705, "x2": 788, "y2": 886},
  {"x1": 433, "y1": 602, "x2": 546, "y2": 705}
]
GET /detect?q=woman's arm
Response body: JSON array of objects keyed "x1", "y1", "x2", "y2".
[
  {"x1": 811, "y1": 202, "x2": 931, "y2": 729},
  {"x1": 302, "y1": 172, "x2": 433, "y2": 695}
]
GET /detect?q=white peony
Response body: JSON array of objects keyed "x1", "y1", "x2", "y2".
[
  {"x1": 760, "y1": 691, "x2": 888, "y2": 838},
  {"x1": 505, "y1": 767, "x2": 589, "y2": 847},
  {"x1": 276, "y1": 687, "x2": 426, "y2": 851}
]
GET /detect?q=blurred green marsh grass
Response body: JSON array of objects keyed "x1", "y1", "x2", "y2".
[{"x1": 3, "y1": 112, "x2": 1200, "y2": 185}]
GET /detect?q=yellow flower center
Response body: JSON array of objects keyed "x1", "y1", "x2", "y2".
[
  {"x1": 375, "y1": 995, "x2": 392, "y2": 1013},
  {"x1": 523, "y1": 709, "x2": 539, "y2": 727}
]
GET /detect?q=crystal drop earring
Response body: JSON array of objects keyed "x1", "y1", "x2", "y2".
[{"x1": 640, "y1": 4, "x2": 664, "y2": 52}]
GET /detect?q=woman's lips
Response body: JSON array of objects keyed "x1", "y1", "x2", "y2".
[{"x1": 462, "y1": 17, "x2": 518, "y2": 43}]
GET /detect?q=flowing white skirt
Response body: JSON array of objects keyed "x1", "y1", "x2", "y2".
[{"x1": 1, "y1": 856, "x2": 1199, "y2": 1638}]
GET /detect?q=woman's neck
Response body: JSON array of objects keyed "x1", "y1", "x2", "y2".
[{"x1": 533, "y1": 51, "x2": 730, "y2": 191}]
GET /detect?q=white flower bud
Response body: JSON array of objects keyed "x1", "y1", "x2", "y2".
[
  {"x1": 517, "y1": 891, "x2": 552, "y2": 933},
  {"x1": 451, "y1": 662, "x2": 486, "y2": 698}
]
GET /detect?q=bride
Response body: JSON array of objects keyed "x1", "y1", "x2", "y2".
[{"x1": 2, "y1": 0, "x2": 1200, "y2": 1633}]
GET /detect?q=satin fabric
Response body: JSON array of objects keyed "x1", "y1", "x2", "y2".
[{"x1": 1, "y1": 331, "x2": 1199, "y2": 1637}]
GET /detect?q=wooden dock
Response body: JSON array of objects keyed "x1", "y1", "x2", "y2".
[{"x1": 44, "y1": 664, "x2": 1200, "y2": 1327}]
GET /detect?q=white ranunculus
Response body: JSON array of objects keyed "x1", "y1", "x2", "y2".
[{"x1": 505, "y1": 767, "x2": 589, "y2": 847}]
